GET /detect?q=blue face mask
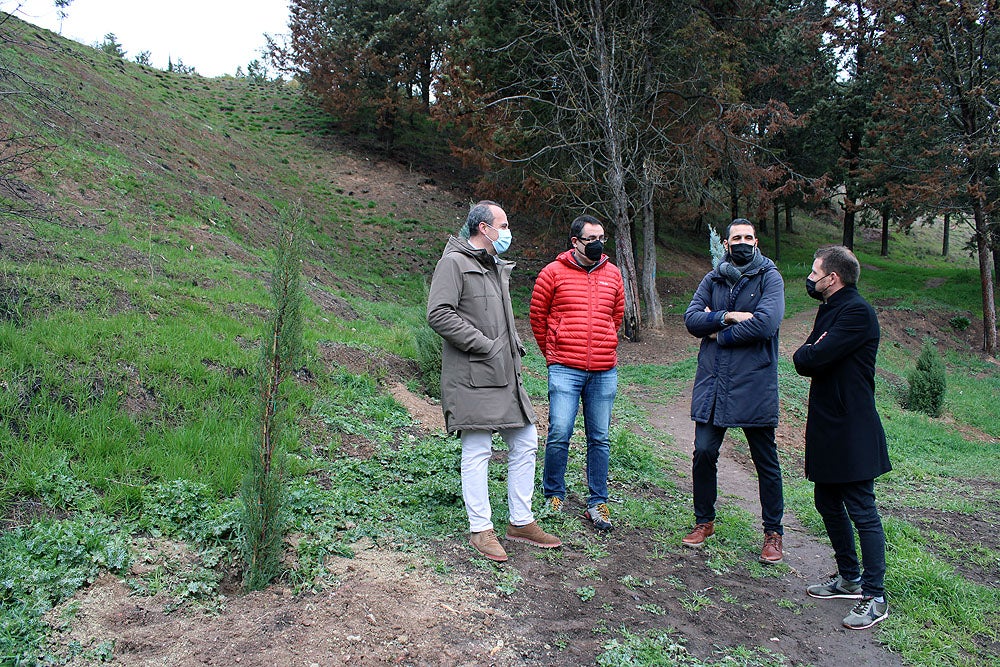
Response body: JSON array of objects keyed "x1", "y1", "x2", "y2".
[{"x1": 487, "y1": 225, "x2": 512, "y2": 254}]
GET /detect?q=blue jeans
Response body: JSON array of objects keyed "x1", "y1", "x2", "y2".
[
  {"x1": 814, "y1": 479, "x2": 886, "y2": 599},
  {"x1": 543, "y1": 364, "x2": 617, "y2": 507},
  {"x1": 692, "y1": 422, "x2": 784, "y2": 534}
]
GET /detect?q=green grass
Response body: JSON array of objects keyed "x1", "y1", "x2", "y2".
[{"x1": 777, "y1": 360, "x2": 1000, "y2": 667}]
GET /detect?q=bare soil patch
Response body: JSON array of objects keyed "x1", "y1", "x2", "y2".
[
  {"x1": 874, "y1": 299, "x2": 984, "y2": 357},
  {"x1": 44, "y1": 542, "x2": 512, "y2": 667}
]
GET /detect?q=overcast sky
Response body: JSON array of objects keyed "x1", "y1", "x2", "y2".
[{"x1": 9, "y1": 0, "x2": 290, "y2": 77}]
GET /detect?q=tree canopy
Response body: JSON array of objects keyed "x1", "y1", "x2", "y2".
[{"x1": 272, "y1": 0, "x2": 999, "y2": 352}]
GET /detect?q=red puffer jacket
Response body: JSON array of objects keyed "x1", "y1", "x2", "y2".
[{"x1": 530, "y1": 250, "x2": 625, "y2": 371}]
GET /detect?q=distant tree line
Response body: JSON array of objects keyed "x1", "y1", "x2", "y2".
[{"x1": 271, "y1": 0, "x2": 998, "y2": 352}]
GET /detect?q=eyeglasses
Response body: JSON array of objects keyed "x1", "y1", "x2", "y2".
[{"x1": 578, "y1": 235, "x2": 607, "y2": 243}]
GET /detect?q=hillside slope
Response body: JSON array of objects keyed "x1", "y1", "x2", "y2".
[
  {"x1": 3, "y1": 13, "x2": 999, "y2": 667},
  {"x1": 3, "y1": 13, "x2": 466, "y2": 295}
]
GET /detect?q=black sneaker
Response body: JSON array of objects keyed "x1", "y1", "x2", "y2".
[
  {"x1": 843, "y1": 596, "x2": 889, "y2": 630},
  {"x1": 807, "y1": 574, "x2": 863, "y2": 600},
  {"x1": 582, "y1": 503, "x2": 612, "y2": 531}
]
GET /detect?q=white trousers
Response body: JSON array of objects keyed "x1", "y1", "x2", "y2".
[{"x1": 460, "y1": 425, "x2": 538, "y2": 532}]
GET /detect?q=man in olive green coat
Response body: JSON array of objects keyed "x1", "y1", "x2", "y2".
[{"x1": 427, "y1": 201, "x2": 561, "y2": 562}]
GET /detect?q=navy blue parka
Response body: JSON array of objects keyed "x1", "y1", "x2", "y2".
[{"x1": 684, "y1": 257, "x2": 785, "y2": 427}]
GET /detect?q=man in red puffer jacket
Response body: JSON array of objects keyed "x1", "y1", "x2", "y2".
[{"x1": 530, "y1": 214, "x2": 625, "y2": 531}]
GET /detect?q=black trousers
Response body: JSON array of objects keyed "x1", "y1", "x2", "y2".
[
  {"x1": 692, "y1": 422, "x2": 784, "y2": 534},
  {"x1": 814, "y1": 478, "x2": 887, "y2": 599}
]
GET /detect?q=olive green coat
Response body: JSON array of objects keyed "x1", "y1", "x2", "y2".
[{"x1": 427, "y1": 236, "x2": 535, "y2": 433}]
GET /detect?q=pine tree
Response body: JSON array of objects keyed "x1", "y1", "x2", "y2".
[
  {"x1": 241, "y1": 205, "x2": 304, "y2": 591},
  {"x1": 907, "y1": 340, "x2": 946, "y2": 418}
]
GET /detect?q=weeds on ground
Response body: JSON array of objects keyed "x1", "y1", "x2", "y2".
[
  {"x1": 0, "y1": 517, "x2": 130, "y2": 661},
  {"x1": 597, "y1": 628, "x2": 787, "y2": 666}
]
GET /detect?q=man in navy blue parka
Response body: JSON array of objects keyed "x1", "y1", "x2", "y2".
[{"x1": 682, "y1": 219, "x2": 785, "y2": 564}]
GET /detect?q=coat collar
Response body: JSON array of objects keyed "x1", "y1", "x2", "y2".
[
  {"x1": 556, "y1": 249, "x2": 608, "y2": 271},
  {"x1": 823, "y1": 284, "x2": 859, "y2": 305},
  {"x1": 444, "y1": 235, "x2": 514, "y2": 270}
]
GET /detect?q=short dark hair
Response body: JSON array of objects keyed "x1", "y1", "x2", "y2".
[
  {"x1": 726, "y1": 218, "x2": 755, "y2": 239},
  {"x1": 570, "y1": 214, "x2": 604, "y2": 245},
  {"x1": 466, "y1": 200, "x2": 500, "y2": 238},
  {"x1": 815, "y1": 245, "x2": 861, "y2": 285}
]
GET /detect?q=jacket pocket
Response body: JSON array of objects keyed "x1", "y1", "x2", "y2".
[{"x1": 469, "y1": 337, "x2": 511, "y2": 388}]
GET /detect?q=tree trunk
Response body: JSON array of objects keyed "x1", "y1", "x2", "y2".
[
  {"x1": 772, "y1": 203, "x2": 781, "y2": 262},
  {"x1": 612, "y1": 198, "x2": 641, "y2": 341},
  {"x1": 640, "y1": 168, "x2": 663, "y2": 328},
  {"x1": 942, "y1": 212, "x2": 950, "y2": 257},
  {"x1": 729, "y1": 168, "x2": 739, "y2": 221},
  {"x1": 592, "y1": 0, "x2": 640, "y2": 340},
  {"x1": 693, "y1": 191, "x2": 706, "y2": 232},
  {"x1": 993, "y1": 244, "x2": 1000, "y2": 290},
  {"x1": 880, "y1": 208, "x2": 889, "y2": 257},
  {"x1": 842, "y1": 194, "x2": 856, "y2": 250},
  {"x1": 973, "y1": 201, "x2": 997, "y2": 355},
  {"x1": 785, "y1": 203, "x2": 794, "y2": 233},
  {"x1": 421, "y1": 56, "x2": 431, "y2": 112}
]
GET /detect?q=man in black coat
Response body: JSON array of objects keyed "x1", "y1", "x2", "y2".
[{"x1": 793, "y1": 245, "x2": 892, "y2": 631}]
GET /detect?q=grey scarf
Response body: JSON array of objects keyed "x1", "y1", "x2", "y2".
[{"x1": 718, "y1": 247, "x2": 765, "y2": 286}]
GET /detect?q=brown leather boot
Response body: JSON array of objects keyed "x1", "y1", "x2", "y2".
[
  {"x1": 505, "y1": 521, "x2": 562, "y2": 548},
  {"x1": 682, "y1": 521, "x2": 715, "y2": 548},
  {"x1": 760, "y1": 530, "x2": 783, "y2": 564},
  {"x1": 470, "y1": 529, "x2": 508, "y2": 562}
]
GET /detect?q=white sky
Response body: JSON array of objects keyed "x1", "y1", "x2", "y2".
[{"x1": 8, "y1": 0, "x2": 290, "y2": 77}]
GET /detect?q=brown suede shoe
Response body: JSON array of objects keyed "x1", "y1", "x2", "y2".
[
  {"x1": 470, "y1": 529, "x2": 508, "y2": 562},
  {"x1": 760, "y1": 531, "x2": 783, "y2": 564},
  {"x1": 506, "y1": 521, "x2": 562, "y2": 548},
  {"x1": 682, "y1": 521, "x2": 715, "y2": 548}
]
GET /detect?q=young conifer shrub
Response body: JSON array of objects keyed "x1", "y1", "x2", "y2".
[
  {"x1": 709, "y1": 227, "x2": 725, "y2": 269},
  {"x1": 241, "y1": 205, "x2": 304, "y2": 591},
  {"x1": 906, "y1": 340, "x2": 946, "y2": 417},
  {"x1": 413, "y1": 282, "x2": 442, "y2": 398},
  {"x1": 413, "y1": 322, "x2": 442, "y2": 399}
]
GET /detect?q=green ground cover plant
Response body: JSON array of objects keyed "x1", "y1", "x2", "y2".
[{"x1": 597, "y1": 629, "x2": 787, "y2": 666}]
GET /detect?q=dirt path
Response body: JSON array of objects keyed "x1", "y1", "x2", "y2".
[{"x1": 643, "y1": 380, "x2": 903, "y2": 667}]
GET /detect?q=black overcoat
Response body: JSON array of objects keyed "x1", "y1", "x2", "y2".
[{"x1": 792, "y1": 286, "x2": 891, "y2": 483}]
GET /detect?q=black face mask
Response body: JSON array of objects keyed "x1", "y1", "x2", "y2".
[
  {"x1": 582, "y1": 240, "x2": 604, "y2": 261},
  {"x1": 728, "y1": 243, "x2": 755, "y2": 266},
  {"x1": 805, "y1": 275, "x2": 828, "y2": 300}
]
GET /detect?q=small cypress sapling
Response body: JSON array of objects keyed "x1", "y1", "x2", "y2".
[
  {"x1": 413, "y1": 281, "x2": 442, "y2": 399},
  {"x1": 709, "y1": 227, "x2": 725, "y2": 269},
  {"x1": 906, "y1": 339, "x2": 946, "y2": 417},
  {"x1": 241, "y1": 205, "x2": 304, "y2": 591}
]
